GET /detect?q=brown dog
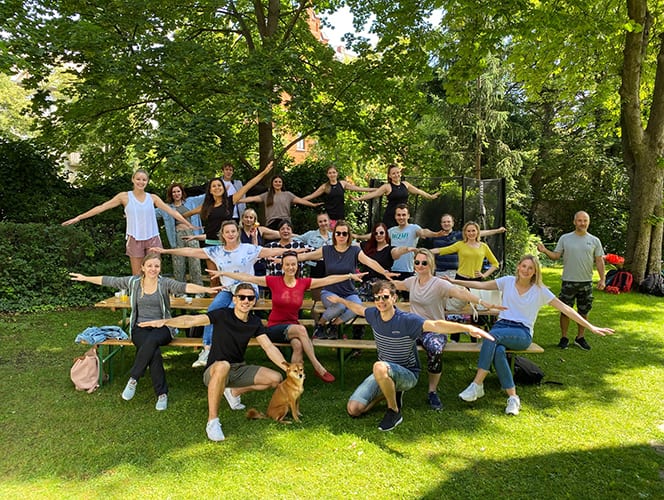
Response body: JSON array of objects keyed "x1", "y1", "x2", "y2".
[{"x1": 246, "y1": 362, "x2": 305, "y2": 423}]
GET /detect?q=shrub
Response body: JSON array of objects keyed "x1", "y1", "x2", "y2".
[
  {"x1": 0, "y1": 222, "x2": 128, "y2": 312},
  {"x1": 504, "y1": 208, "x2": 539, "y2": 274}
]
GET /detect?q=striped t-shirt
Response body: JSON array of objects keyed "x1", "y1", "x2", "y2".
[{"x1": 365, "y1": 306, "x2": 425, "y2": 376}]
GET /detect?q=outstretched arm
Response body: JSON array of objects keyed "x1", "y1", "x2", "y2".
[
  {"x1": 351, "y1": 183, "x2": 389, "y2": 202},
  {"x1": 232, "y1": 161, "x2": 274, "y2": 203},
  {"x1": 446, "y1": 283, "x2": 506, "y2": 311},
  {"x1": 310, "y1": 272, "x2": 367, "y2": 289},
  {"x1": 139, "y1": 314, "x2": 210, "y2": 329},
  {"x1": 152, "y1": 195, "x2": 194, "y2": 229},
  {"x1": 68, "y1": 273, "x2": 103, "y2": 286},
  {"x1": 423, "y1": 319, "x2": 495, "y2": 341},
  {"x1": 326, "y1": 294, "x2": 367, "y2": 317},
  {"x1": 302, "y1": 184, "x2": 327, "y2": 201},
  {"x1": 237, "y1": 194, "x2": 263, "y2": 204},
  {"x1": 442, "y1": 275, "x2": 499, "y2": 290},
  {"x1": 391, "y1": 246, "x2": 416, "y2": 260},
  {"x1": 418, "y1": 227, "x2": 444, "y2": 239},
  {"x1": 549, "y1": 298, "x2": 614, "y2": 336},
  {"x1": 62, "y1": 192, "x2": 125, "y2": 225},
  {"x1": 185, "y1": 283, "x2": 222, "y2": 295},
  {"x1": 296, "y1": 247, "x2": 324, "y2": 262},
  {"x1": 480, "y1": 227, "x2": 507, "y2": 237},
  {"x1": 358, "y1": 251, "x2": 400, "y2": 280},
  {"x1": 149, "y1": 246, "x2": 208, "y2": 259},
  {"x1": 206, "y1": 269, "x2": 267, "y2": 287},
  {"x1": 292, "y1": 196, "x2": 323, "y2": 208},
  {"x1": 403, "y1": 181, "x2": 439, "y2": 200},
  {"x1": 341, "y1": 180, "x2": 375, "y2": 193}
]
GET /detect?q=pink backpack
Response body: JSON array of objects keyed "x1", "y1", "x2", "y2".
[{"x1": 70, "y1": 348, "x2": 100, "y2": 393}]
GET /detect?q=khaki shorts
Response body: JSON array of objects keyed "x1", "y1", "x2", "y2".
[
  {"x1": 125, "y1": 235, "x2": 162, "y2": 258},
  {"x1": 203, "y1": 362, "x2": 260, "y2": 388}
]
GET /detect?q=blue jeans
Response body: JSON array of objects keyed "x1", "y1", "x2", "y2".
[
  {"x1": 477, "y1": 320, "x2": 532, "y2": 390},
  {"x1": 348, "y1": 362, "x2": 419, "y2": 406},
  {"x1": 202, "y1": 290, "x2": 233, "y2": 347},
  {"x1": 320, "y1": 290, "x2": 361, "y2": 323}
]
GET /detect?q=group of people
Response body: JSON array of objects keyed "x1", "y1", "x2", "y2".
[{"x1": 64, "y1": 160, "x2": 614, "y2": 440}]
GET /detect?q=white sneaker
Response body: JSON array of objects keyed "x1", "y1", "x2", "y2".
[
  {"x1": 192, "y1": 349, "x2": 209, "y2": 368},
  {"x1": 505, "y1": 395, "x2": 521, "y2": 415},
  {"x1": 224, "y1": 387, "x2": 245, "y2": 410},
  {"x1": 155, "y1": 394, "x2": 168, "y2": 411},
  {"x1": 206, "y1": 418, "x2": 225, "y2": 441},
  {"x1": 122, "y1": 378, "x2": 137, "y2": 401},
  {"x1": 459, "y1": 382, "x2": 485, "y2": 402}
]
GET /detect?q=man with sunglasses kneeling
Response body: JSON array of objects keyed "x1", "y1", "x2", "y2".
[
  {"x1": 139, "y1": 283, "x2": 289, "y2": 442},
  {"x1": 327, "y1": 281, "x2": 493, "y2": 431}
]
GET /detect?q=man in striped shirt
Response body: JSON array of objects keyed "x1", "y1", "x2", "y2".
[{"x1": 327, "y1": 281, "x2": 491, "y2": 431}]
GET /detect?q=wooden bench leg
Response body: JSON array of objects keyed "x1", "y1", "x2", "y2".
[
  {"x1": 96, "y1": 344, "x2": 126, "y2": 386},
  {"x1": 336, "y1": 347, "x2": 345, "y2": 388}
]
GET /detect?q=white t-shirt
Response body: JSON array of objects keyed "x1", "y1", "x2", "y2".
[
  {"x1": 495, "y1": 276, "x2": 556, "y2": 336},
  {"x1": 203, "y1": 243, "x2": 261, "y2": 292}
]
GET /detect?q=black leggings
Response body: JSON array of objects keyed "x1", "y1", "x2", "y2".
[{"x1": 130, "y1": 325, "x2": 172, "y2": 396}]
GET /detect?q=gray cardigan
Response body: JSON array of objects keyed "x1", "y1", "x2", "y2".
[{"x1": 101, "y1": 275, "x2": 187, "y2": 336}]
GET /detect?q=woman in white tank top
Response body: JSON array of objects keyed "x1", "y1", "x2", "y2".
[{"x1": 62, "y1": 169, "x2": 194, "y2": 275}]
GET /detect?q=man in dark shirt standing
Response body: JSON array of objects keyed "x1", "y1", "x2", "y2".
[{"x1": 140, "y1": 283, "x2": 288, "y2": 442}]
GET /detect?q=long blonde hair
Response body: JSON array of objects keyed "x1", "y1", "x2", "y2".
[{"x1": 517, "y1": 254, "x2": 544, "y2": 286}]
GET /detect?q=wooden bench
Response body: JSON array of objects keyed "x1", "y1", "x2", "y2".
[{"x1": 83, "y1": 336, "x2": 544, "y2": 388}]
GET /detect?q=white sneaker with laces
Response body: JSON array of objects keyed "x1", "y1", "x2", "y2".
[
  {"x1": 505, "y1": 395, "x2": 521, "y2": 415},
  {"x1": 155, "y1": 394, "x2": 168, "y2": 411},
  {"x1": 122, "y1": 378, "x2": 137, "y2": 401},
  {"x1": 192, "y1": 349, "x2": 209, "y2": 368},
  {"x1": 458, "y1": 382, "x2": 485, "y2": 402},
  {"x1": 224, "y1": 388, "x2": 246, "y2": 410},
  {"x1": 206, "y1": 418, "x2": 225, "y2": 441}
]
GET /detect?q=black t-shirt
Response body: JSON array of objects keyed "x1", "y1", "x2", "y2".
[
  {"x1": 204, "y1": 196, "x2": 234, "y2": 240},
  {"x1": 206, "y1": 308, "x2": 266, "y2": 366}
]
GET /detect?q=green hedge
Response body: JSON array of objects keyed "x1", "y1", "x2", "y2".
[{"x1": 0, "y1": 222, "x2": 129, "y2": 312}]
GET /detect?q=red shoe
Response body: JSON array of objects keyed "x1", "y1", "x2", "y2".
[{"x1": 315, "y1": 370, "x2": 335, "y2": 383}]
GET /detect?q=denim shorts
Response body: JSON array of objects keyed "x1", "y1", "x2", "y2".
[{"x1": 348, "y1": 362, "x2": 419, "y2": 406}]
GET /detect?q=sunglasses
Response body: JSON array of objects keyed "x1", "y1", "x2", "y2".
[
  {"x1": 374, "y1": 294, "x2": 392, "y2": 302},
  {"x1": 414, "y1": 260, "x2": 428, "y2": 266},
  {"x1": 235, "y1": 294, "x2": 256, "y2": 302},
  {"x1": 335, "y1": 231, "x2": 349, "y2": 236},
  {"x1": 374, "y1": 230, "x2": 385, "y2": 235}
]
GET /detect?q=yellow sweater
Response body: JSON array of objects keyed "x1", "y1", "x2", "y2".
[{"x1": 437, "y1": 241, "x2": 498, "y2": 278}]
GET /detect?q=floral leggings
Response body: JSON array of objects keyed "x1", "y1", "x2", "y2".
[{"x1": 418, "y1": 331, "x2": 448, "y2": 374}]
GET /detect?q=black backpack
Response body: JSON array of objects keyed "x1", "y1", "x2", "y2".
[
  {"x1": 513, "y1": 356, "x2": 544, "y2": 385},
  {"x1": 639, "y1": 273, "x2": 664, "y2": 296}
]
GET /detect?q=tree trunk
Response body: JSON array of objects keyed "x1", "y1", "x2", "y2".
[
  {"x1": 258, "y1": 120, "x2": 274, "y2": 169},
  {"x1": 621, "y1": 0, "x2": 664, "y2": 282}
]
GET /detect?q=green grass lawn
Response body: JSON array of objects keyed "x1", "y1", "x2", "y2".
[{"x1": 1, "y1": 268, "x2": 663, "y2": 499}]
